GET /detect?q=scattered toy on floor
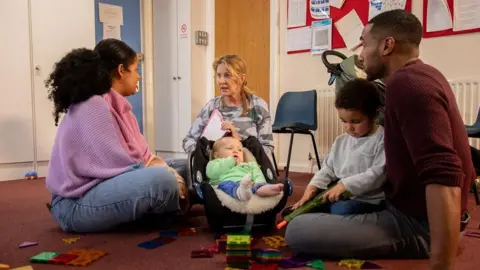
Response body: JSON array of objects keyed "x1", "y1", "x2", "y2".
[
  {"x1": 226, "y1": 233, "x2": 251, "y2": 269},
  {"x1": 18, "y1": 241, "x2": 39, "y2": 248},
  {"x1": 0, "y1": 264, "x2": 9, "y2": 269},
  {"x1": 339, "y1": 259, "x2": 366, "y2": 269},
  {"x1": 251, "y1": 248, "x2": 282, "y2": 264},
  {"x1": 66, "y1": 248, "x2": 107, "y2": 266},
  {"x1": 307, "y1": 260, "x2": 326, "y2": 270},
  {"x1": 62, "y1": 237, "x2": 80, "y2": 244},
  {"x1": 249, "y1": 263, "x2": 278, "y2": 270},
  {"x1": 29, "y1": 252, "x2": 60, "y2": 263},
  {"x1": 262, "y1": 236, "x2": 286, "y2": 249},
  {"x1": 11, "y1": 266, "x2": 34, "y2": 270},
  {"x1": 24, "y1": 172, "x2": 38, "y2": 180},
  {"x1": 138, "y1": 236, "x2": 176, "y2": 249}
]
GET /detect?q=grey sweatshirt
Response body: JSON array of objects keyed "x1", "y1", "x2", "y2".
[{"x1": 309, "y1": 126, "x2": 386, "y2": 204}]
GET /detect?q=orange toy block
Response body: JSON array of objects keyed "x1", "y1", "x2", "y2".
[{"x1": 66, "y1": 249, "x2": 107, "y2": 266}]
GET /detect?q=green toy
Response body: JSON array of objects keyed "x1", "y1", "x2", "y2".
[{"x1": 276, "y1": 186, "x2": 352, "y2": 229}]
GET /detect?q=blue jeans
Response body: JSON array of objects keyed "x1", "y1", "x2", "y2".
[
  {"x1": 321, "y1": 200, "x2": 385, "y2": 215},
  {"x1": 49, "y1": 166, "x2": 179, "y2": 233}
]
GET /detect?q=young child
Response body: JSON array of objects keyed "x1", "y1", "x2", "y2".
[
  {"x1": 206, "y1": 136, "x2": 284, "y2": 201},
  {"x1": 292, "y1": 79, "x2": 386, "y2": 215}
]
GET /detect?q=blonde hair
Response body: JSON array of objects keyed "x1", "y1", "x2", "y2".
[{"x1": 213, "y1": 55, "x2": 254, "y2": 116}]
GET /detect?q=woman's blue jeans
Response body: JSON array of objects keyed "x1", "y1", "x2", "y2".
[{"x1": 49, "y1": 165, "x2": 180, "y2": 233}]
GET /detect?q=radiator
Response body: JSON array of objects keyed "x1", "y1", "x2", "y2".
[
  {"x1": 316, "y1": 88, "x2": 343, "y2": 158},
  {"x1": 315, "y1": 80, "x2": 480, "y2": 158},
  {"x1": 450, "y1": 80, "x2": 480, "y2": 149}
]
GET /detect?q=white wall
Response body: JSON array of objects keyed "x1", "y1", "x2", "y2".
[{"x1": 275, "y1": 0, "x2": 480, "y2": 172}]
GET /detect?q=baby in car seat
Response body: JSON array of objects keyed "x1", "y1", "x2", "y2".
[{"x1": 206, "y1": 136, "x2": 284, "y2": 201}]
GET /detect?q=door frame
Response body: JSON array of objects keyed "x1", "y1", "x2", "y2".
[{"x1": 205, "y1": 0, "x2": 280, "y2": 157}]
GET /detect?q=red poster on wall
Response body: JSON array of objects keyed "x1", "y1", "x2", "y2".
[
  {"x1": 287, "y1": 0, "x2": 412, "y2": 54},
  {"x1": 423, "y1": 0, "x2": 480, "y2": 38}
]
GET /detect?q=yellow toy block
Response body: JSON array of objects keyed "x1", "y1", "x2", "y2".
[
  {"x1": 11, "y1": 266, "x2": 34, "y2": 270},
  {"x1": 226, "y1": 234, "x2": 251, "y2": 245},
  {"x1": 62, "y1": 236, "x2": 80, "y2": 244},
  {"x1": 262, "y1": 236, "x2": 286, "y2": 249},
  {"x1": 338, "y1": 259, "x2": 365, "y2": 269},
  {"x1": 0, "y1": 264, "x2": 9, "y2": 269}
]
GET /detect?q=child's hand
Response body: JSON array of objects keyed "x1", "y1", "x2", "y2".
[
  {"x1": 322, "y1": 182, "x2": 346, "y2": 202},
  {"x1": 292, "y1": 185, "x2": 318, "y2": 209}
]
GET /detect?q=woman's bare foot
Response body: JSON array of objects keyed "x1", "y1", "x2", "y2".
[{"x1": 255, "y1": 183, "x2": 284, "y2": 197}]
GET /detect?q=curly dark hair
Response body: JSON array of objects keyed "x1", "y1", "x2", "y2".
[
  {"x1": 335, "y1": 79, "x2": 382, "y2": 119},
  {"x1": 45, "y1": 48, "x2": 111, "y2": 126}
]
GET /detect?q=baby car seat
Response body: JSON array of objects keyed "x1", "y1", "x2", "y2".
[{"x1": 186, "y1": 136, "x2": 293, "y2": 234}]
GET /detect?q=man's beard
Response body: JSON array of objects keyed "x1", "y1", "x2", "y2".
[{"x1": 366, "y1": 64, "x2": 386, "y2": 81}]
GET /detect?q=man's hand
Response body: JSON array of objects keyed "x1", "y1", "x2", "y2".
[
  {"x1": 322, "y1": 182, "x2": 346, "y2": 202},
  {"x1": 426, "y1": 184, "x2": 461, "y2": 270}
]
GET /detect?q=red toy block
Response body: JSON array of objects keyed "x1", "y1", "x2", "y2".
[
  {"x1": 249, "y1": 263, "x2": 278, "y2": 270},
  {"x1": 49, "y1": 254, "x2": 78, "y2": 265}
]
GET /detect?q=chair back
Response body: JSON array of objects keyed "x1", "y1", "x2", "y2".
[{"x1": 272, "y1": 90, "x2": 317, "y2": 131}]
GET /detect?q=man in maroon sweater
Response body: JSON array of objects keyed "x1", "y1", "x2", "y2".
[{"x1": 285, "y1": 10, "x2": 473, "y2": 270}]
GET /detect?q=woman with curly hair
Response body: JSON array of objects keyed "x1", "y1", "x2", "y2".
[{"x1": 46, "y1": 39, "x2": 187, "y2": 233}]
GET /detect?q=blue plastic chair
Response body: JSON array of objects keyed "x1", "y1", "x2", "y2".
[
  {"x1": 271, "y1": 90, "x2": 321, "y2": 179},
  {"x1": 466, "y1": 106, "x2": 480, "y2": 138}
]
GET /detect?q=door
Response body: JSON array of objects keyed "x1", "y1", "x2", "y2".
[
  {"x1": 0, "y1": 0, "x2": 34, "y2": 164},
  {"x1": 94, "y1": 0, "x2": 143, "y2": 132},
  {"x1": 215, "y1": 0, "x2": 270, "y2": 104},
  {"x1": 31, "y1": 0, "x2": 95, "y2": 162},
  {"x1": 153, "y1": 0, "x2": 191, "y2": 153}
]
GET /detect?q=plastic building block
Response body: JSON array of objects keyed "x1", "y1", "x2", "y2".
[
  {"x1": 251, "y1": 249, "x2": 282, "y2": 263},
  {"x1": 49, "y1": 253, "x2": 79, "y2": 265},
  {"x1": 18, "y1": 241, "x2": 38, "y2": 248},
  {"x1": 62, "y1": 237, "x2": 80, "y2": 244},
  {"x1": 262, "y1": 236, "x2": 286, "y2": 249},
  {"x1": 307, "y1": 260, "x2": 326, "y2": 270},
  {"x1": 138, "y1": 237, "x2": 176, "y2": 249},
  {"x1": 249, "y1": 263, "x2": 278, "y2": 270},
  {"x1": 0, "y1": 264, "x2": 9, "y2": 269},
  {"x1": 227, "y1": 234, "x2": 251, "y2": 245},
  {"x1": 338, "y1": 259, "x2": 366, "y2": 269},
  {"x1": 29, "y1": 252, "x2": 60, "y2": 263},
  {"x1": 24, "y1": 172, "x2": 38, "y2": 180},
  {"x1": 66, "y1": 249, "x2": 107, "y2": 266},
  {"x1": 191, "y1": 249, "x2": 214, "y2": 258},
  {"x1": 11, "y1": 266, "x2": 34, "y2": 270}
]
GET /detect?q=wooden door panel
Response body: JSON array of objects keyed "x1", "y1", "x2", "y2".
[{"x1": 215, "y1": 0, "x2": 270, "y2": 104}]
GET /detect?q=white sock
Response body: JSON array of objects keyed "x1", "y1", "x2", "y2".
[{"x1": 236, "y1": 176, "x2": 253, "y2": 201}]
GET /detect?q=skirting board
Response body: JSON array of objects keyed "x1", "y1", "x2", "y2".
[{"x1": 277, "y1": 162, "x2": 321, "y2": 174}]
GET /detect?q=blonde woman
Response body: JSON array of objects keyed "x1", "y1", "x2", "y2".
[{"x1": 183, "y1": 55, "x2": 274, "y2": 159}]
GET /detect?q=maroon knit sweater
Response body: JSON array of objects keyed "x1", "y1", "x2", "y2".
[{"x1": 383, "y1": 59, "x2": 474, "y2": 219}]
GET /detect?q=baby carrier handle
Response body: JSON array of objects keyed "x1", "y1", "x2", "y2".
[{"x1": 321, "y1": 50, "x2": 348, "y2": 77}]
